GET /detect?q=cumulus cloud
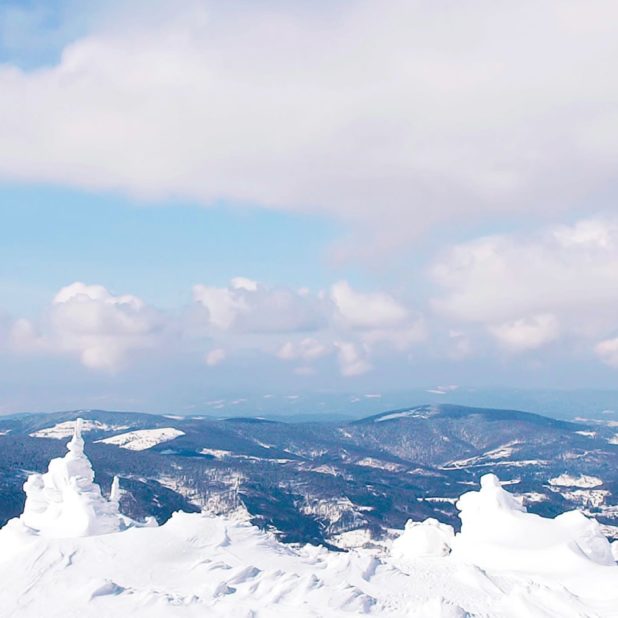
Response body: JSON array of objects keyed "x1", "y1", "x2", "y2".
[
  {"x1": 192, "y1": 277, "x2": 423, "y2": 376},
  {"x1": 331, "y1": 281, "x2": 408, "y2": 329},
  {"x1": 433, "y1": 217, "x2": 618, "y2": 336},
  {"x1": 489, "y1": 314, "x2": 560, "y2": 352},
  {"x1": 193, "y1": 279, "x2": 328, "y2": 334},
  {"x1": 4, "y1": 277, "x2": 423, "y2": 377},
  {"x1": 335, "y1": 341, "x2": 372, "y2": 377},
  {"x1": 595, "y1": 338, "x2": 618, "y2": 368},
  {"x1": 277, "y1": 338, "x2": 330, "y2": 363},
  {"x1": 0, "y1": 1, "x2": 617, "y2": 249},
  {"x1": 10, "y1": 282, "x2": 165, "y2": 370},
  {"x1": 205, "y1": 347, "x2": 226, "y2": 367}
]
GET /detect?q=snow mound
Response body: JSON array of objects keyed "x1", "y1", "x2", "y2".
[
  {"x1": 392, "y1": 518, "x2": 454, "y2": 560},
  {"x1": 452, "y1": 473, "x2": 616, "y2": 570},
  {"x1": 18, "y1": 418, "x2": 126, "y2": 537},
  {"x1": 97, "y1": 427, "x2": 185, "y2": 450}
]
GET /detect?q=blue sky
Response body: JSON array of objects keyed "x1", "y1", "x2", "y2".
[
  {"x1": 2, "y1": 0, "x2": 618, "y2": 413},
  {"x1": 0, "y1": 183, "x2": 343, "y2": 314}
]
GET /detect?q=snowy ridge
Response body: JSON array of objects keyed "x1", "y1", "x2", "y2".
[
  {"x1": 374, "y1": 406, "x2": 438, "y2": 422},
  {"x1": 0, "y1": 423, "x2": 617, "y2": 617},
  {"x1": 30, "y1": 419, "x2": 130, "y2": 439}
]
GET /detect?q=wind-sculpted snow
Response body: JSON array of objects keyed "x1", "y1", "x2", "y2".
[
  {"x1": 17, "y1": 418, "x2": 126, "y2": 537},
  {"x1": 451, "y1": 474, "x2": 617, "y2": 581},
  {"x1": 0, "y1": 424, "x2": 617, "y2": 617}
]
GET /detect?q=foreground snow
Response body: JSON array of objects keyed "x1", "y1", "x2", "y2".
[{"x1": 1, "y1": 421, "x2": 617, "y2": 617}]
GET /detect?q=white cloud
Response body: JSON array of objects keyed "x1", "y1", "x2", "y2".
[
  {"x1": 331, "y1": 281, "x2": 408, "y2": 329},
  {"x1": 5, "y1": 278, "x2": 424, "y2": 377},
  {"x1": 489, "y1": 314, "x2": 560, "y2": 352},
  {"x1": 10, "y1": 282, "x2": 164, "y2": 370},
  {"x1": 0, "y1": 1, "x2": 617, "y2": 249},
  {"x1": 595, "y1": 337, "x2": 618, "y2": 368},
  {"x1": 335, "y1": 341, "x2": 372, "y2": 377},
  {"x1": 192, "y1": 277, "x2": 423, "y2": 376},
  {"x1": 193, "y1": 279, "x2": 327, "y2": 334},
  {"x1": 447, "y1": 330, "x2": 473, "y2": 360},
  {"x1": 432, "y1": 218, "x2": 618, "y2": 339},
  {"x1": 192, "y1": 281, "x2": 250, "y2": 331},
  {"x1": 205, "y1": 347, "x2": 226, "y2": 367},
  {"x1": 277, "y1": 338, "x2": 329, "y2": 362}
]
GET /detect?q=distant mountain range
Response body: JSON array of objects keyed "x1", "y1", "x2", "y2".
[{"x1": 1, "y1": 404, "x2": 616, "y2": 546}]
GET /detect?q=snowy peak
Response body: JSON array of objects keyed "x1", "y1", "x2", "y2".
[{"x1": 19, "y1": 418, "x2": 125, "y2": 538}]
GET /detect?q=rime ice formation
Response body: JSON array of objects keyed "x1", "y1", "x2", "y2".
[
  {"x1": 1, "y1": 433, "x2": 617, "y2": 617},
  {"x1": 452, "y1": 473, "x2": 616, "y2": 570},
  {"x1": 19, "y1": 418, "x2": 124, "y2": 537}
]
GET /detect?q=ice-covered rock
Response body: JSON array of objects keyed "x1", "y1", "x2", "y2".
[
  {"x1": 19, "y1": 418, "x2": 125, "y2": 537},
  {"x1": 391, "y1": 517, "x2": 454, "y2": 560}
]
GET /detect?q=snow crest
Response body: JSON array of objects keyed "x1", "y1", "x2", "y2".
[{"x1": 20, "y1": 418, "x2": 125, "y2": 537}]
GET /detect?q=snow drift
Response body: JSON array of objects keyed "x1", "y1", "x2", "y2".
[{"x1": 0, "y1": 420, "x2": 617, "y2": 617}]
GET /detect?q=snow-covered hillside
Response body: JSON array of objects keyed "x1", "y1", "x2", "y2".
[
  {"x1": 1, "y1": 420, "x2": 617, "y2": 617},
  {"x1": 96, "y1": 427, "x2": 185, "y2": 450},
  {"x1": 30, "y1": 419, "x2": 129, "y2": 439}
]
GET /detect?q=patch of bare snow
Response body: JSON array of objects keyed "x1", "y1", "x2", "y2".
[
  {"x1": 576, "y1": 431, "x2": 597, "y2": 438},
  {"x1": 375, "y1": 407, "x2": 437, "y2": 422},
  {"x1": 97, "y1": 428, "x2": 185, "y2": 451},
  {"x1": 549, "y1": 474, "x2": 603, "y2": 488},
  {"x1": 355, "y1": 457, "x2": 405, "y2": 472}
]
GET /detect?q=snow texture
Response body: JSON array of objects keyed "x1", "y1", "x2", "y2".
[{"x1": 0, "y1": 426, "x2": 617, "y2": 617}]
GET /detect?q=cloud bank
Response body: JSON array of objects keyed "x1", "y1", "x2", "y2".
[
  {"x1": 6, "y1": 216, "x2": 618, "y2": 376},
  {"x1": 0, "y1": 1, "x2": 617, "y2": 250}
]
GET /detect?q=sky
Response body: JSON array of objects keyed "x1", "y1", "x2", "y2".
[{"x1": 1, "y1": 0, "x2": 618, "y2": 414}]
